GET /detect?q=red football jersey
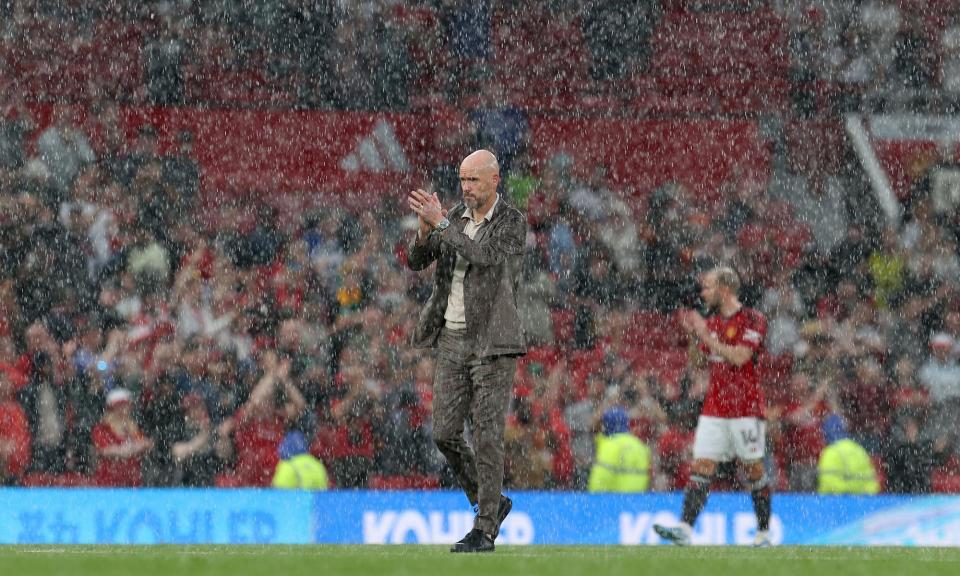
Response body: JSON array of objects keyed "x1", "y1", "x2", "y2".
[
  {"x1": 92, "y1": 422, "x2": 145, "y2": 487},
  {"x1": 699, "y1": 307, "x2": 767, "y2": 419}
]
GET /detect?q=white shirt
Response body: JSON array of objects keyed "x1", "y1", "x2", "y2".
[{"x1": 444, "y1": 195, "x2": 500, "y2": 329}]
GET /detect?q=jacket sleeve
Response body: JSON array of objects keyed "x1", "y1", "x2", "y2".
[
  {"x1": 406, "y1": 230, "x2": 442, "y2": 272},
  {"x1": 439, "y1": 209, "x2": 525, "y2": 267}
]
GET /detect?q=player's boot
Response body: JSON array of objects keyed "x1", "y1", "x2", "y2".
[
  {"x1": 752, "y1": 530, "x2": 772, "y2": 547},
  {"x1": 653, "y1": 523, "x2": 692, "y2": 546},
  {"x1": 451, "y1": 529, "x2": 495, "y2": 553}
]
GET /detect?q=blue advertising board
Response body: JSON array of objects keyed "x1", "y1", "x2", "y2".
[
  {"x1": 0, "y1": 489, "x2": 314, "y2": 544},
  {"x1": 3, "y1": 489, "x2": 960, "y2": 546}
]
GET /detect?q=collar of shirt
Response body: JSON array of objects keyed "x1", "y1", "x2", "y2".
[{"x1": 462, "y1": 194, "x2": 500, "y2": 224}]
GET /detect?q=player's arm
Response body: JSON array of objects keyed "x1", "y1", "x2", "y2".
[
  {"x1": 698, "y1": 332, "x2": 755, "y2": 367},
  {"x1": 682, "y1": 310, "x2": 757, "y2": 367},
  {"x1": 687, "y1": 337, "x2": 706, "y2": 368}
]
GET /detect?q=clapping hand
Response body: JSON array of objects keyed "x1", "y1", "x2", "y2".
[
  {"x1": 407, "y1": 189, "x2": 446, "y2": 230},
  {"x1": 680, "y1": 309, "x2": 709, "y2": 340}
]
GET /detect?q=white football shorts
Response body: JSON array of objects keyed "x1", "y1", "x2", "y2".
[{"x1": 692, "y1": 415, "x2": 766, "y2": 462}]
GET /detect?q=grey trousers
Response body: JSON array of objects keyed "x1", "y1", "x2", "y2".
[{"x1": 432, "y1": 327, "x2": 517, "y2": 537}]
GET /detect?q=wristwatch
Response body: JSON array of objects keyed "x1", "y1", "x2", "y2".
[{"x1": 435, "y1": 218, "x2": 450, "y2": 232}]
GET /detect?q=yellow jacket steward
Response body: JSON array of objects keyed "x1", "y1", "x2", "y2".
[
  {"x1": 587, "y1": 432, "x2": 651, "y2": 493},
  {"x1": 817, "y1": 438, "x2": 879, "y2": 494},
  {"x1": 272, "y1": 454, "x2": 330, "y2": 490}
]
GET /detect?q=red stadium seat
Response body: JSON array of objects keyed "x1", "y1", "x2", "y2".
[
  {"x1": 214, "y1": 473, "x2": 244, "y2": 488},
  {"x1": 625, "y1": 311, "x2": 687, "y2": 349},
  {"x1": 931, "y1": 456, "x2": 960, "y2": 493},
  {"x1": 756, "y1": 354, "x2": 794, "y2": 407},
  {"x1": 21, "y1": 472, "x2": 90, "y2": 487},
  {"x1": 569, "y1": 347, "x2": 605, "y2": 386},
  {"x1": 368, "y1": 474, "x2": 440, "y2": 490},
  {"x1": 522, "y1": 346, "x2": 563, "y2": 370},
  {"x1": 648, "y1": 6, "x2": 788, "y2": 116},
  {"x1": 931, "y1": 469, "x2": 960, "y2": 493},
  {"x1": 626, "y1": 347, "x2": 687, "y2": 392}
]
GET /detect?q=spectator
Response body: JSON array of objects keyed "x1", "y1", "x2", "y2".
[
  {"x1": 889, "y1": 355, "x2": 931, "y2": 419},
  {"x1": 377, "y1": 376, "x2": 437, "y2": 479},
  {"x1": 760, "y1": 272, "x2": 805, "y2": 356},
  {"x1": 504, "y1": 148, "x2": 539, "y2": 210},
  {"x1": 161, "y1": 130, "x2": 200, "y2": 218},
  {"x1": 769, "y1": 133, "x2": 849, "y2": 257},
  {"x1": 838, "y1": 357, "x2": 890, "y2": 455},
  {"x1": 67, "y1": 320, "x2": 116, "y2": 474},
  {"x1": 581, "y1": 0, "x2": 660, "y2": 80},
  {"x1": 273, "y1": 0, "x2": 338, "y2": 107},
  {"x1": 145, "y1": 16, "x2": 187, "y2": 105},
  {"x1": 466, "y1": 81, "x2": 529, "y2": 176},
  {"x1": 272, "y1": 430, "x2": 329, "y2": 490},
  {"x1": 315, "y1": 360, "x2": 382, "y2": 488},
  {"x1": 868, "y1": 227, "x2": 907, "y2": 310},
  {"x1": 0, "y1": 367, "x2": 31, "y2": 485},
  {"x1": 115, "y1": 124, "x2": 161, "y2": 187},
  {"x1": 919, "y1": 332, "x2": 960, "y2": 453},
  {"x1": 35, "y1": 107, "x2": 96, "y2": 204},
  {"x1": 941, "y1": 17, "x2": 960, "y2": 109},
  {"x1": 884, "y1": 411, "x2": 946, "y2": 494},
  {"x1": 890, "y1": 13, "x2": 936, "y2": 103},
  {"x1": 517, "y1": 262, "x2": 557, "y2": 347},
  {"x1": 776, "y1": 373, "x2": 830, "y2": 492},
  {"x1": 18, "y1": 326, "x2": 68, "y2": 475},
  {"x1": 547, "y1": 200, "x2": 580, "y2": 286},
  {"x1": 437, "y1": 0, "x2": 492, "y2": 97},
  {"x1": 587, "y1": 406, "x2": 651, "y2": 493},
  {"x1": 368, "y1": 18, "x2": 414, "y2": 110},
  {"x1": 6, "y1": 5, "x2": 960, "y2": 497},
  {"x1": 503, "y1": 393, "x2": 553, "y2": 489},
  {"x1": 0, "y1": 90, "x2": 34, "y2": 170},
  {"x1": 785, "y1": 4, "x2": 826, "y2": 116},
  {"x1": 172, "y1": 392, "x2": 217, "y2": 486},
  {"x1": 91, "y1": 388, "x2": 154, "y2": 487},
  {"x1": 564, "y1": 374, "x2": 604, "y2": 490},
  {"x1": 125, "y1": 225, "x2": 172, "y2": 294},
  {"x1": 642, "y1": 185, "x2": 697, "y2": 311},
  {"x1": 220, "y1": 351, "x2": 306, "y2": 487},
  {"x1": 817, "y1": 414, "x2": 879, "y2": 494},
  {"x1": 139, "y1": 370, "x2": 185, "y2": 486}
]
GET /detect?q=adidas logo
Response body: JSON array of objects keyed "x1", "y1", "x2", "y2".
[{"x1": 340, "y1": 119, "x2": 410, "y2": 173}]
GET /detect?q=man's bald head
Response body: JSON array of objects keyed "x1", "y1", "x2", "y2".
[{"x1": 461, "y1": 149, "x2": 500, "y2": 175}]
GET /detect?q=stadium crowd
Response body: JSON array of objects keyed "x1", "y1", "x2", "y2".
[{"x1": 1, "y1": 0, "x2": 960, "y2": 494}]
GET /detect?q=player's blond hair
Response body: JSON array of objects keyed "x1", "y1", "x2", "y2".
[{"x1": 712, "y1": 266, "x2": 741, "y2": 293}]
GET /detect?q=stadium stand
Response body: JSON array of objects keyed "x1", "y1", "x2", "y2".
[{"x1": 1, "y1": 0, "x2": 960, "y2": 494}]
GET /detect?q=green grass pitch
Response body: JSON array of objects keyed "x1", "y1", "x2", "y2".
[{"x1": 2, "y1": 545, "x2": 959, "y2": 576}]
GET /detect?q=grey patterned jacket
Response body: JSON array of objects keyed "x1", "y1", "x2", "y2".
[{"x1": 406, "y1": 198, "x2": 527, "y2": 358}]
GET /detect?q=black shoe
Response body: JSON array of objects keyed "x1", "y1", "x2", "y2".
[
  {"x1": 496, "y1": 495, "x2": 512, "y2": 537},
  {"x1": 450, "y1": 528, "x2": 495, "y2": 553}
]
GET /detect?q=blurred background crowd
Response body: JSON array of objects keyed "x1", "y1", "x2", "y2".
[{"x1": 2, "y1": 0, "x2": 960, "y2": 495}]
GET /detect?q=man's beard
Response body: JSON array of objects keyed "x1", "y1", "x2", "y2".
[{"x1": 464, "y1": 195, "x2": 480, "y2": 209}]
